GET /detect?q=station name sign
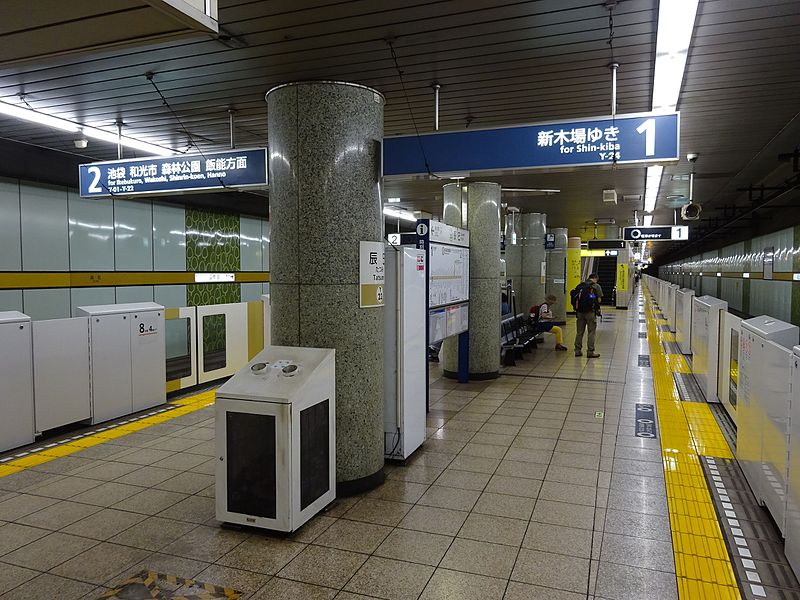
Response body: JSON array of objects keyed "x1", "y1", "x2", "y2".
[
  {"x1": 383, "y1": 112, "x2": 679, "y2": 177},
  {"x1": 79, "y1": 148, "x2": 268, "y2": 198},
  {"x1": 623, "y1": 226, "x2": 689, "y2": 241}
]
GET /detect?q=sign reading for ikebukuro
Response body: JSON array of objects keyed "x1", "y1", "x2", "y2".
[
  {"x1": 359, "y1": 241, "x2": 385, "y2": 308},
  {"x1": 78, "y1": 148, "x2": 268, "y2": 198}
]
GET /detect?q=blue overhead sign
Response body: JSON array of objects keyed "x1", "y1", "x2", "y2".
[
  {"x1": 383, "y1": 112, "x2": 679, "y2": 177},
  {"x1": 79, "y1": 148, "x2": 268, "y2": 198}
]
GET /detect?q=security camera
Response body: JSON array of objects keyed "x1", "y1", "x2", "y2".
[
  {"x1": 73, "y1": 137, "x2": 88, "y2": 149},
  {"x1": 681, "y1": 202, "x2": 701, "y2": 220},
  {"x1": 686, "y1": 153, "x2": 699, "y2": 163}
]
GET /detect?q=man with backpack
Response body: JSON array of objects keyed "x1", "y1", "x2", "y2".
[{"x1": 570, "y1": 273, "x2": 603, "y2": 358}]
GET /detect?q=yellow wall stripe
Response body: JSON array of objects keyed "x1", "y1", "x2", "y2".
[
  {"x1": 236, "y1": 272, "x2": 271, "y2": 283},
  {"x1": 0, "y1": 271, "x2": 269, "y2": 290},
  {"x1": 644, "y1": 286, "x2": 741, "y2": 599}
]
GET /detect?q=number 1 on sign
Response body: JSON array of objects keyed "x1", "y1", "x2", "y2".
[{"x1": 636, "y1": 118, "x2": 655, "y2": 156}]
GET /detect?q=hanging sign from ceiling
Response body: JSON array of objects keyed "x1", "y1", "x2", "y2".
[
  {"x1": 623, "y1": 226, "x2": 689, "y2": 241},
  {"x1": 383, "y1": 112, "x2": 678, "y2": 177},
  {"x1": 78, "y1": 148, "x2": 268, "y2": 198}
]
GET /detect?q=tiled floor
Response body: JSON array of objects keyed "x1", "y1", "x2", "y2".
[{"x1": 0, "y1": 291, "x2": 689, "y2": 599}]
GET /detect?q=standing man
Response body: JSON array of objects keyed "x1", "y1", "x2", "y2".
[{"x1": 571, "y1": 273, "x2": 603, "y2": 358}]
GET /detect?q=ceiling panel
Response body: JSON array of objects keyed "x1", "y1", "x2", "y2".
[{"x1": 0, "y1": 0, "x2": 797, "y2": 261}]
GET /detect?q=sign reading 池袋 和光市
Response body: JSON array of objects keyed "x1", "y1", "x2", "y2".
[
  {"x1": 383, "y1": 112, "x2": 679, "y2": 177},
  {"x1": 78, "y1": 148, "x2": 268, "y2": 198}
]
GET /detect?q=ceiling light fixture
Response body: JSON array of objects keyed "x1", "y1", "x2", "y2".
[
  {"x1": 640, "y1": 0, "x2": 698, "y2": 220},
  {"x1": 383, "y1": 206, "x2": 417, "y2": 222},
  {"x1": 651, "y1": 0, "x2": 700, "y2": 112},
  {"x1": 643, "y1": 165, "x2": 663, "y2": 213},
  {"x1": 642, "y1": 215, "x2": 653, "y2": 227},
  {"x1": 0, "y1": 99, "x2": 176, "y2": 157},
  {"x1": 387, "y1": 197, "x2": 401, "y2": 203},
  {"x1": 501, "y1": 188, "x2": 561, "y2": 193}
]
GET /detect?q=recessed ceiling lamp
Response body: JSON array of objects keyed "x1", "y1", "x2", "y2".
[
  {"x1": 387, "y1": 197, "x2": 401, "y2": 203},
  {"x1": 383, "y1": 206, "x2": 417, "y2": 222},
  {"x1": 642, "y1": 0, "x2": 699, "y2": 215},
  {"x1": 0, "y1": 99, "x2": 176, "y2": 156},
  {"x1": 643, "y1": 165, "x2": 663, "y2": 212},
  {"x1": 652, "y1": 0, "x2": 700, "y2": 112}
]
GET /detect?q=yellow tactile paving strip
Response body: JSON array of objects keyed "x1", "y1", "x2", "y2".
[
  {"x1": 0, "y1": 390, "x2": 215, "y2": 479},
  {"x1": 644, "y1": 286, "x2": 742, "y2": 600}
]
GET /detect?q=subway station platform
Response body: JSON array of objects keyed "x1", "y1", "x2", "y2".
[{"x1": 0, "y1": 284, "x2": 796, "y2": 600}]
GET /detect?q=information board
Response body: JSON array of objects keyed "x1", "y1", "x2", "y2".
[
  {"x1": 428, "y1": 302, "x2": 469, "y2": 343},
  {"x1": 428, "y1": 243, "x2": 469, "y2": 308}
]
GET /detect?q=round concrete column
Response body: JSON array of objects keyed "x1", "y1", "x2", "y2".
[
  {"x1": 504, "y1": 209, "x2": 522, "y2": 314},
  {"x1": 466, "y1": 182, "x2": 502, "y2": 379},
  {"x1": 267, "y1": 81, "x2": 384, "y2": 494},
  {"x1": 519, "y1": 213, "x2": 546, "y2": 312},
  {"x1": 440, "y1": 183, "x2": 464, "y2": 374},
  {"x1": 546, "y1": 227, "x2": 569, "y2": 322}
]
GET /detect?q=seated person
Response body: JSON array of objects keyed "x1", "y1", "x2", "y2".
[
  {"x1": 501, "y1": 292, "x2": 511, "y2": 316},
  {"x1": 531, "y1": 294, "x2": 568, "y2": 351}
]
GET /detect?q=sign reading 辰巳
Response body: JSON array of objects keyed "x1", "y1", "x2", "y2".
[
  {"x1": 359, "y1": 241, "x2": 385, "y2": 308},
  {"x1": 383, "y1": 112, "x2": 679, "y2": 177},
  {"x1": 78, "y1": 148, "x2": 268, "y2": 198},
  {"x1": 623, "y1": 226, "x2": 689, "y2": 242}
]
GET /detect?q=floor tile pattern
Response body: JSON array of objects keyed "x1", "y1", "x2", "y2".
[{"x1": 0, "y1": 285, "x2": 767, "y2": 599}]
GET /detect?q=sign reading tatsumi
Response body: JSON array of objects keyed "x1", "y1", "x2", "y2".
[{"x1": 359, "y1": 241, "x2": 385, "y2": 308}]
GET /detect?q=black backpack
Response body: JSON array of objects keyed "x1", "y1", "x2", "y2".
[{"x1": 571, "y1": 282, "x2": 597, "y2": 313}]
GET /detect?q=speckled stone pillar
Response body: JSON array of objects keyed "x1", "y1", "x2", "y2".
[
  {"x1": 504, "y1": 210, "x2": 522, "y2": 314},
  {"x1": 266, "y1": 82, "x2": 384, "y2": 494},
  {"x1": 466, "y1": 182, "x2": 501, "y2": 379},
  {"x1": 440, "y1": 183, "x2": 464, "y2": 375},
  {"x1": 519, "y1": 213, "x2": 546, "y2": 313},
  {"x1": 545, "y1": 227, "x2": 569, "y2": 322}
]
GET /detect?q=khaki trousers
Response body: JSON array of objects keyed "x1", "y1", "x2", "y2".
[{"x1": 574, "y1": 311, "x2": 597, "y2": 352}]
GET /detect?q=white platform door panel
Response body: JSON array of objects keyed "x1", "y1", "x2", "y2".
[
  {"x1": 90, "y1": 314, "x2": 133, "y2": 423},
  {"x1": 400, "y1": 248, "x2": 427, "y2": 458},
  {"x1": 131, "y1": 310, "x2": 166, "y2": 411},
  {"x1": 0, "y1": 320, "x2": 34, "y2": 451},
  {"x1": 32, "y1": 318, "x2": 91, "y2": 432}
]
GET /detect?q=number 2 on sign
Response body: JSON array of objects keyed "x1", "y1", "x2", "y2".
[
  {"x1": 87, "y1": 166, "x2": 102, "y2": 193},
  {"x1": 636, "y1": 118, "x2": 655, "y2": 156}
]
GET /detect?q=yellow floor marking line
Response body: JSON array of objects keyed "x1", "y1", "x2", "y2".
[
  {"x1": 643, "y1": 287, "x2": 741, "y2": 600},
  {"x1": 0, "y1": 390, "x2": 215, "y2": 478}
]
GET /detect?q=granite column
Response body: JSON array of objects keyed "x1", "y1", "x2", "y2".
[
  {"x1": 545, "y1": 227, "x2": 569, "y2": 322},
  {"x1": 519, "y1": 213, "x2": 546, "y2": 313},
  {"x1": 266, "y1": 82, "x2": 384, "y2": 493}
]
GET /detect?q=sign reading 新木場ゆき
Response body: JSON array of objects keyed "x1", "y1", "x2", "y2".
[{"x1": 383, "y1": 112, "x2": 679, "y2": 176}]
